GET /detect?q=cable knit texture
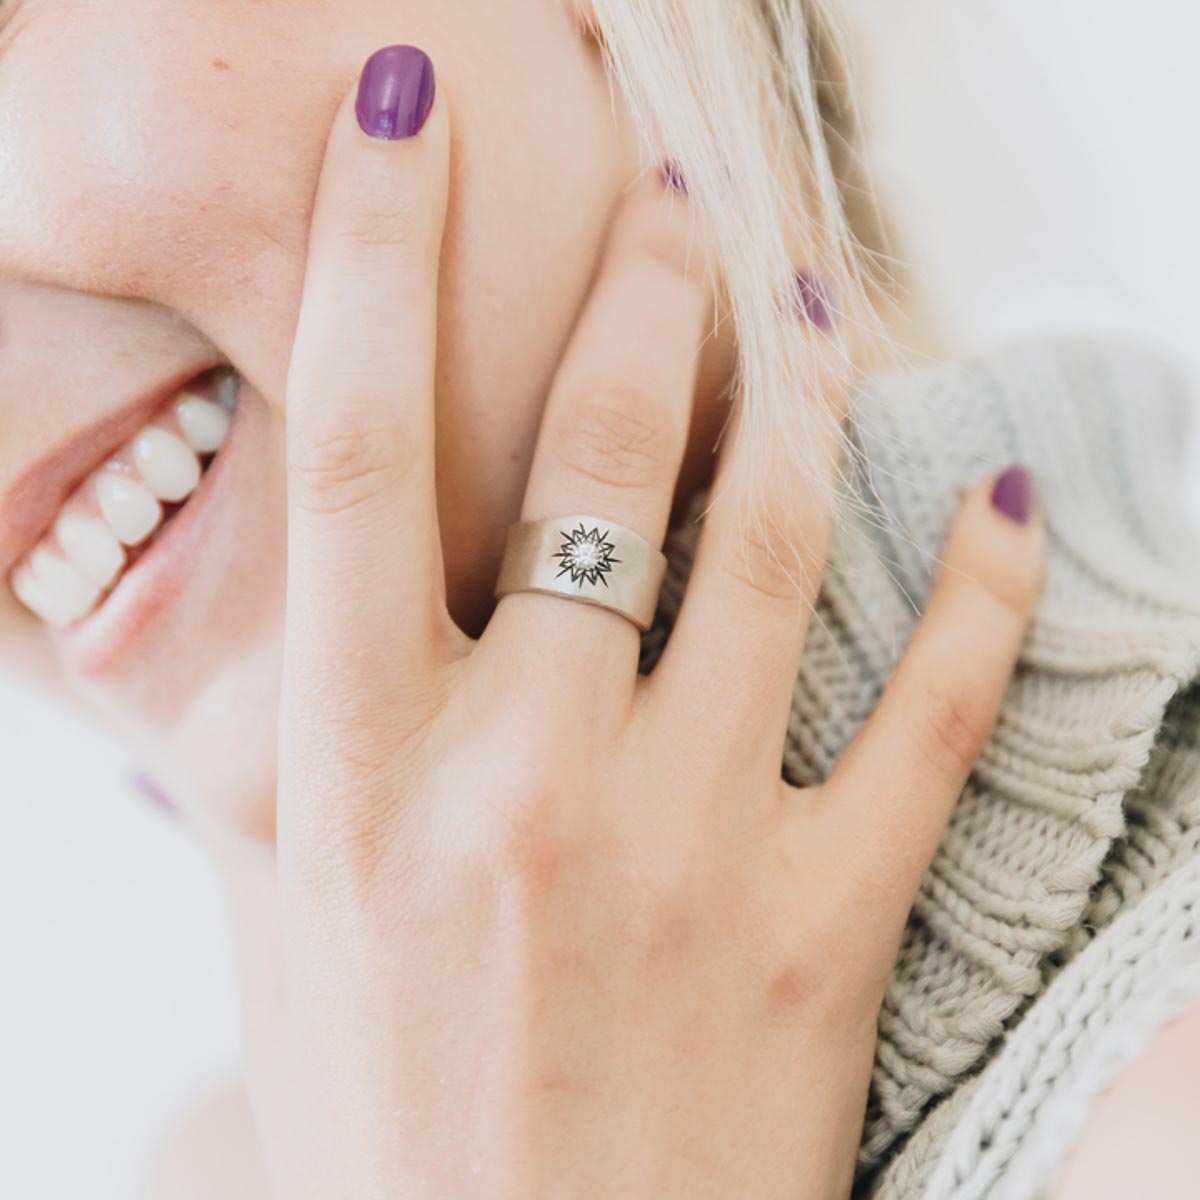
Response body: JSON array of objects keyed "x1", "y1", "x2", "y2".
[{"x1": 640, "y1": 335, "x2": 1200, "y2": 1196}]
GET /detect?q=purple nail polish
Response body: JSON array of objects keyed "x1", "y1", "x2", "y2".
[
  {"x1": 662, "y1": 161, "x2": 688, "y2": 195},
  {"x1": 131, "y1": 770, "x2": 176, "y2": 815},
  {"x1": 355, "y1": 45, "x2": 436, "y2": 141},
  {"x1": 991, "y1": 465, "x2": 1036, "y2": 525},
  {"x1": 794, "y1": 270, "x2": 836, "y2": 332}
]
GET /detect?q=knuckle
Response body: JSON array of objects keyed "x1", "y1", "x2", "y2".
[
  {"x1": 478, "y1": 776, "x2": 587, "y2": 897},
  {"x1": 763, "y1": 959, "x2": 824, "y2": 1024},
  {"x1": 555, "y1": 387, "x2": 674, "y2": 493},
  {"x1": 280, "y1": 747, "x2": 436, "y2": 922},
  {"x1": 912, "y1": 679, "x2": 990, "y2": 777},
  {"x1": 280, "y1": 780, "x2": 397, "y2": 916},
  {"x1": 720, "y1": 524, "x2": 812, "y2": 606},
  {"x1": 288, "y1": 806, "x2": 391, "y2": 912},
  {"x1": 740, "y1": 903, "x2": 835, "y2": 1026},
  {"x1": 628, "y1": 873, "x2": 713, "y2": 981},
  {"x1": 287, "y1": 409, "x2": 403, "y2": 517},
  {"x1": 340, "y1": 161, "x2": 427, "y2": 256},
  {"x1": 974, "y1": 565, "x2": 1040, "y2": 623},
  {"x1": 761, "y1": 899, "x2": 888, "y2": 1031}
]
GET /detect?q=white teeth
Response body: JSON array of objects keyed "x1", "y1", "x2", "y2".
[
  {"x1": 95, "y1": 470, "x2": 163, "y2": 546},
  {"x1": 10, "y1": 373, "x2": 238, "y2": 627},
  {"x1": 132, "y1": 427, "x2": 202, "y2": 501},
  {"x1": 54, "y1": 511, "x2": 127, "y2": 590},
  {"x1": 26, "y1": 546, "x2": 101, "y2": 627},
  {"x1": 174, "y1": 394, "x2": 233, "y2": 454},
  {"x1": 11, "y1": 563, "x2": 58, "y2": 625}
]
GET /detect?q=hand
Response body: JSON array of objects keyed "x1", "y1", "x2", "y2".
[{"x1": 265, "y1": 46, "x2": 1045, "y2": 1199}]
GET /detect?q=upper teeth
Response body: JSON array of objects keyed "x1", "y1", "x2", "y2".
[
  {"x1": 95, "y1": 471, "x2": 164, "y2": 545},
  {"x1": 54, "y1": 512, "x2": 125, "y2": 590},
  {"x1": 8, "y1": 375, "x2": 236, "y2": 628}
]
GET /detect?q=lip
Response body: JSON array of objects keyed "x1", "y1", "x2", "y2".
[
  {"x1": 0, "y1": 361, "x2": 226, "y2": 580},
  {"x1": 52, "y1": 373, "x2": 247, "y2": 679}
]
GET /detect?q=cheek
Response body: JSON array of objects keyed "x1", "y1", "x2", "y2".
[
  {"x1": 0, "y1": 3, "x2": 630, "y2": 400},
  {"x1": 0, "y1": 1, "x2": 636, "y2": 639},
  {"x1": 0, "y1": 16, "x2": 327, "y2": 321},
  {"x1": 0, "y1": 3, "x2": 639, "y2": 834}
]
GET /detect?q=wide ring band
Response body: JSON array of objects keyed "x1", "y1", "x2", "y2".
[{"x1": 495, "y1": 515, "x2": 668, "y2": 632}]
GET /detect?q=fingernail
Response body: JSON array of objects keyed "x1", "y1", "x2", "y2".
[
  {"x1": 661, "y1": 161, "x2": 688, "y2": 195},
  {"x1": 356, "y1": 45, "x2": 436, "y2": 141},
  {"x1": 991, "y1": 465, "x2": 1037, "y2": 525},
  {"x1": 131, "y1": 769, "x2": 177, "y2": 815},
  {"x1": 794, "y1": 270, "x2": 836, "y2": 332}
]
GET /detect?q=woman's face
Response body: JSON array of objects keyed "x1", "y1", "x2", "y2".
[{"x1": 0, "y1": 0, "x2": 677, "y2": 835}]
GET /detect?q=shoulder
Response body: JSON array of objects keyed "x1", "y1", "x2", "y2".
[{"x1": 1052, "y1": 1004, "x2": 1200, "y2": 1200}]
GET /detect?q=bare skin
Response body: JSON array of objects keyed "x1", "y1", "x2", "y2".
[
  {"x1": 0, "y1": 0, "x2": 729, "y2": 837},
  {"x1": 1054, "y1": 1007, "x2": 1200, "y2": 1198},
  {"x1": 225, "y1": 63, "x2": 1045, "y2": 1198},
  {"x1": 0, "y1": 4, "x2": 1186, "y2": 1195}
]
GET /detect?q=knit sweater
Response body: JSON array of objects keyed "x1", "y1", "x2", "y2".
[{"x1": 641, "y1": 335, "x2": 1200, "y2": 1197}]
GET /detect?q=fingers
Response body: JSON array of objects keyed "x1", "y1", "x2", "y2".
[
  {"x1": 817, "y1": 467, "x2": 1045, "y2": 917},
  {"x1": 282, "y1": 46, "x2": 456, "y2": 736},
  {"x1": 649, "y1": 307, "x2": 847, "y2": 768},
  {"x1": 484, "y1": 172, "x2": 712, "y2": 678}
]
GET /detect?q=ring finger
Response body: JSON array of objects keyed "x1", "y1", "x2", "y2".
[{"x1": 483, "y1": 171, "x2": 712, "y2": 687}]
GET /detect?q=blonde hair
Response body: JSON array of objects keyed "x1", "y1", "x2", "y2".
[{"x1": 590, "y1": 0, "x2": 897, "y2": 542}]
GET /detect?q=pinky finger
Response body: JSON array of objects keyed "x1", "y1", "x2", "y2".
[{"x1": 817, "y1": 466, "x2": 1044, "y2": 915}]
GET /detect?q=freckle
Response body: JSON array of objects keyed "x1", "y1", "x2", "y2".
[{"x1": 212, "y1": 58, "x2": 231, "y2": 72}]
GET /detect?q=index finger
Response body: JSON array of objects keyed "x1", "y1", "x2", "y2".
[{"x1": 282, "y1": 46, "x2": 457, "y2": 736}]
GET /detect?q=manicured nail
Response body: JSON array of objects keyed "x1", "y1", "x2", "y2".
[
  {"x1": 990, "y1": 465, "x2": 1037, "y2": 525},
  {"x1": 131, "y1": 769, "x2": 176, "y2": 815},
  {"x1": 355, "y1": 45, "x2": 436, "y2": 141},
  {"x1": 662, "y1": 161, "x2": 688, "y2": 195},
  {"x1": 794, "y1": 270, "x2": 836, "y2": 332}
]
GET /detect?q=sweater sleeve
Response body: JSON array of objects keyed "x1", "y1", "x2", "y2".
[
  {"x1": 809, "y1": 335, "x2": 1200, "y2": 1193},
  {"x1": 645, "y1": 335, "x2": 1200, "y2": 1197},
  {"x1": 928, "y1": 854, "x2": 1200, "y2": 1200}
]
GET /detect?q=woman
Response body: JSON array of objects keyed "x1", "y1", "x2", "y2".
[{"x1": 2, "y1": 2, "x2": 1198, "y2": 1196}]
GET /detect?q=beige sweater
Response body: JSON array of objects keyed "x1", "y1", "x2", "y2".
[{"x1": 643, "y1": 335, "x2": 1200, "y2": 1197}]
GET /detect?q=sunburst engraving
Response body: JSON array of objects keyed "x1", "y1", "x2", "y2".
[{"x1": 553, "y1": 524, "x2": 622, "y2": 589}]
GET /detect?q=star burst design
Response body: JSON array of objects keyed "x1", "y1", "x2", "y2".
[{"x1": 553, "y1": 523, "x2": 621, "y2": 588}]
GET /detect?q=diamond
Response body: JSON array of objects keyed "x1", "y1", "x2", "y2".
[{"x1": 553, "y1": 524, "x2": 621, "y2": 588}]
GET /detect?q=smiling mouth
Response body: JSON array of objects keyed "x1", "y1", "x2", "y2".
[{"x1": 9, "y1": 369, "x2": 239, "y2": 628}]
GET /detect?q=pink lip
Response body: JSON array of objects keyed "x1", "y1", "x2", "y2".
[
  {"x1": 0, "y1": 362, "x2": 225, "y2": 579},
  {"x1": 52, "y1": 375, "x2": 247, "y2": 679}
]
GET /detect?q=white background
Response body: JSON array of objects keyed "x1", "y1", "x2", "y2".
[{"x1": 3, "y1": 4, "x2": 1199, "y2": 1197}]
